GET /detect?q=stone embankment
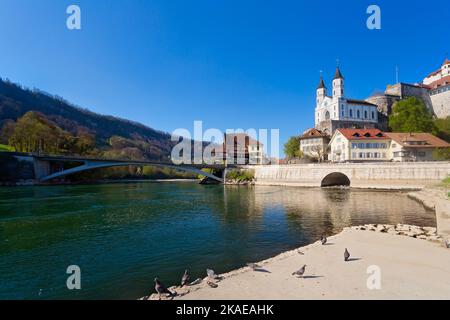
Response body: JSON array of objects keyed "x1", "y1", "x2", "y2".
[{"x1": 407, "y1": 187, "x2": 450, "y2": 237}]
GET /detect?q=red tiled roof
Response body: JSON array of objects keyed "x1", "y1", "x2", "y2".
[
  {"x1": 300, "y1": 128, "x2": 329, "y2": 139},
  {"x1": 385, "y1": 132, "x2": 450, "y2": 148},
  {"x1": 427, "y1": 75, "x2": 450, "y2": 89},
  {"x1": 336, "y1": 128, "x2": 388, "y2": 140},
  {"x1": 425, "y1": 69, "x2": 441, "y2": 78},
  {"x1": 442, "y1": 58, "x2": 450, "y2": 66}
]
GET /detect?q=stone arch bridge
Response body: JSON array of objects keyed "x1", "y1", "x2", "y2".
[{"x1": 249, "y1": 162, "x2": 450, "y2": 189}]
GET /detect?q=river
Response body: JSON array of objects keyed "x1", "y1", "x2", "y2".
[{"x1": 0, "y1": 181, "x2": 435, "y2": 300}]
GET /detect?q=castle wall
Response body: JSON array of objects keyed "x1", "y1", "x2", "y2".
[{"x1": 430, "y1": 90, "x2": 450, "y2": 118}]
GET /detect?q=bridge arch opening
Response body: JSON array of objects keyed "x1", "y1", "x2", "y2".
[{"x1": 321, "y1": 172, "x2": 350, "y2": 188}]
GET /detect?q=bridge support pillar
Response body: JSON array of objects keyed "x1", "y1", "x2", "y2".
[{"x1": 33, "y1": 159, "x2": 51, "y2": 180}]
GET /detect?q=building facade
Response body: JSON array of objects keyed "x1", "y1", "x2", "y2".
[
  {"x1": 329, "y1": 129, "x2": 390, "y2": 162},
  {"x1": 223, "y1": 133, "x2": 265, "y2": 165},
  {"x1": 385, "y1": 132, "x2": 450, "y2": 162},
  {"x1": 299, "y1": 128, "x2": 330, "y2": 161},
  {"x1": 329, "y1": 129, "x2": 450, "y2": 163},
  {"x1": 423, "y1": 58, "x2": 450, "y2": 118},
  {"x1": 315, "y1": 67, "x2": 379, "y2": 135}
]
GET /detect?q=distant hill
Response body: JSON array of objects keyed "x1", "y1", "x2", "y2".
[{"x1": 0, "y1": 78, "x2": 175, "y2": 161}]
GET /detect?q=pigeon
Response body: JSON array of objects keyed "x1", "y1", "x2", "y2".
[
  {"x1": 207, "y1": 281, "x2": 218, "y2": 288},
  {"x1": 445, "y1": 239, "x2": 450, "y2": 249},
  {"x1": 181, "y1": 269, "x2": 190, "y2": 287},
  {"x1": 321, "y1": 236, "x2": 327, "y2": 245},
  {"x1": 292, "y1": 265, "x2": 306, "y2": 278},
  {"x1": 154, "y1": 277, "x2": 175, "y2": 300},
  {"x1": 246, "y1": 263, "x2": 261, "y2": 271},
  {"x1": 207, "y1": 268, "x2": 219, "y2": 280},
  {"x1": 344, "y1": 248, "x2": 350, "y2": 261}
]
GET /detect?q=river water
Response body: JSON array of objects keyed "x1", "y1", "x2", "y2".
[{"x1": 0, "y1": 182, "x2": 435, "y2": 300}]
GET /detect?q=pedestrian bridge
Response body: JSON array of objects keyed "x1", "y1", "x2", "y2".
[
  {"x1": 8, "y1": 153, "x2": 226, "y2": 183},
  {"x1": 249, "y1": 162, "x2": 450, "y2": 189}
]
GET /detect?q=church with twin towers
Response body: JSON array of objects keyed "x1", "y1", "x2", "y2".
[{"x1": 314, "y1": 66, "x2": 380, "y2": 135}]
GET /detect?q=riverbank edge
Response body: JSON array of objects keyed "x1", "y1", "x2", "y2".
[
  {"x1": 407, "y1": 186, "x2": 450, "y2": 236},
  {"x1": 146, "y1": 224, "x2": 449, "y2": 300}
]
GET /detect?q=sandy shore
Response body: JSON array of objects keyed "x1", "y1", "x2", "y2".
[{"x1": 172, "y1": 229, "x2": 450, "y2": 300}]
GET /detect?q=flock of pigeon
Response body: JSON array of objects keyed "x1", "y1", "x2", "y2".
[{"x1": 153, "y1": 235, "x2": 353, "y2": 299}]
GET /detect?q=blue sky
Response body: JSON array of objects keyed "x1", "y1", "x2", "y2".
[{"x1": 0, "y1": 0, "x2": 449, "y2": 156}]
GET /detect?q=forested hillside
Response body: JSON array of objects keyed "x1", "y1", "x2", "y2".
[{"x1": 0, "y1": 78, "x2": 175, "y2": 161}]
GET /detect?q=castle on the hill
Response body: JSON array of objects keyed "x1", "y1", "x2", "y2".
[{"x1": 314, "y1": 58, "x2": 450, "y2": 135}]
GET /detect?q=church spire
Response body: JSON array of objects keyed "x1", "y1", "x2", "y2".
[
  {"x1": 333, "y1": 67, "x2": 344, "y2": 80},
  {"x1": 317, "y1": 74, "x2": 326, "y2": 89}
]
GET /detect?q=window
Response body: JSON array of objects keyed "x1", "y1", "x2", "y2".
[
  {"x1": 364, "y1": 111, "x2": 368, "y2": 118},
  {"x1": 352, "y1": 143, "x2": 358, "y2": 149},
  {"x1": 358, "y1": 143, "x2": 364, "y2": 149},
  {"x1": 372, "y1": 111, "x2": 375, "y2": 119},
  {"x1": 366, "y1": 152, "x2": 371, "y2": 158},
  {"x1": 352, "y1": 152, "x2": 356, "y2": 159},
  {"x1": 349, "y1": 109, "x2": 353, "y2": 117},
  {"x1": 366, "y1": 143, "x2": 372, "y2": 148},
  {"x1": 359, "y1": 152, "x2": 364, "y2": 158},
  {"x1": 357, "y1": 110, "x2": 360, "y2": 118}
]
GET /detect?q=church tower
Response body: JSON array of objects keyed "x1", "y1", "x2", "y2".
[
  {"x1": 316, "y1": 74, "x2": 326, "y2": 106},
  {"x1": 332, "y1": 67, "x2": 344, "y2": 99}
]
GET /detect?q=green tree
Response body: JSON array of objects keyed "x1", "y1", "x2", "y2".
[
  {"x1": 433, "y1": 148, "x2": 450, "y2": 161},
  {"x1": 8, "y1": 111, "x2": 74, "y2": 154},
  {"x1": 284, "y1": 136, "x2": 302, "y2": 159},
  {"x1": 388, "y1": 97, "x2": 438, "y2": 134},
  {"x1": 434, "y1": 117, "x2": 450, "y2": 142}
]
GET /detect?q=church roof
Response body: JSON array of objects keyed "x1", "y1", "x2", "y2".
[
  {"x1": 346, "y1": 99, "x2": 377, "y2": 107},
  {"x1": 317, "y1": 76, "x2": 326, "y2": 89},
  {"x1": 333, "y1": 67, "x2": 344, "y2": 80},
  {"x1": 442, "y1": 58, "x2": 450, "y2": 66}
]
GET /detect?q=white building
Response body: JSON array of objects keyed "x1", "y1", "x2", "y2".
[
  {"x1": 315, "y1": 67, "x2": 379, "y2": 135},
  {"x1": 299, "y1": 128, "x2": 330, "y2": 161},
  {"x1": 329, "y1": 128, "x2": 450, "y2": 163},
  {"x1": 329, "y1": 129, "x2": 390, "y2": 162},
  {"x1": 423, "y1": 58, "x2": 450, "y2": 118}
]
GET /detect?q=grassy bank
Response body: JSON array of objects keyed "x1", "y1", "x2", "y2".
[{"x1": 0, "y1": 144, "x2": 14, "y2": 152}]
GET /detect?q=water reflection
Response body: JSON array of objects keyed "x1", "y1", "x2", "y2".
[{"x1": 0, "y1": 182, "x2": 435, "y2": 300}]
